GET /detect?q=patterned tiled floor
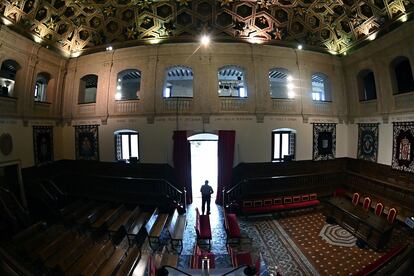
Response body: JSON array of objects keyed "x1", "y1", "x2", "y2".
[{"x1": 171, "y1": 202, "x2": 413, "y2": 276}]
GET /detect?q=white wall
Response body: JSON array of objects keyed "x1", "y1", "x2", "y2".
[{"x1": 58, "y1": 115, "x2": 349, "y2": 166}]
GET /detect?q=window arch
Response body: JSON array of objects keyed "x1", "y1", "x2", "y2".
[
  {"x1": 390, "y1": 56, "x2": 414, "y2": 94},
  {"x1": 269, "y1": 68, "x2": 294, "y2": 99},
  {"x1": 114, "y1": 129, "x2": 139, "y2": 162},
  {"x1": 34, "y1": 72, "x2": 51, "y2": 102},
  {"x1": 115, "y1": 69, "x2": 141, "y2": 101},
  {"x1": 163, "y1": 66, "x2": 193, "y2": 98},
  {"x1": 79, "y1": 74, "x2": 98, "y2": 104},
  {"x1": 218, "y1": 65, "x2": 247, "y2": 97},
  {"x1": 311, "y1": 73, "x2": 331, "y2": 101},
  {"x1": 272, "y1": 128, "x2": 296, "y2": 162},
  {"x1": 0, "y1": 59, "x2": 20, "y2": 97},
  {"x1": 358, "y1": 69, "x2": 377, "y2": 101}
]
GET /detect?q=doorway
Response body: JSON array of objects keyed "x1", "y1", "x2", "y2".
[{"x1": 188, "y1": 133, "x2": 218, "y2": 203}]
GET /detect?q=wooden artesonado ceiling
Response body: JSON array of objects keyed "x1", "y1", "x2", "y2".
[{"x1": 1, "y1": 0, "x2": 413, "y2": 57}]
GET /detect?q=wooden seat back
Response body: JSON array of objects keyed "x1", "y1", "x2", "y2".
[
  {"x1": 167, "y1": 209, "x2": 179, "y2": 237},
  {"x1": 145, "y1": 208, "x2": 159, "y2": 235}
]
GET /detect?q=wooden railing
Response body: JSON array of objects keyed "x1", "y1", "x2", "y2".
[
  {"x1": 53, "y1": 173, "x2": 185, "y2": 209},
  {"x1": 224, "y1": 171, "x2": 342, "y2": 206}
]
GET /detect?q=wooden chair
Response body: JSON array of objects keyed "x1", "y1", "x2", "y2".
[
  {"x1": 375, "y1": 202, "x2": 384, "y2": 216},
  {"x1": 387, "y1": 208, "x2": 397, "y2": 224},
  {"x1": 362, "y1": 197, "x2": 371, "y2": 211},
  {"x1": 352, "y1": 192, "x2": 360, "y2": 206}
]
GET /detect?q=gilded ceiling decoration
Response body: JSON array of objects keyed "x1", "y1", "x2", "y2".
[{"x1": 0, "y1": 0, "x2": 413, "y2": 57}]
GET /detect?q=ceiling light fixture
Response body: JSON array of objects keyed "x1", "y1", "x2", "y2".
[
  {"x1": 33, "y1": 35, "x2": 42, "y2": 44},
  {"x1": 400, "y1": 14, "x2": 408, "y2": 22},
  {"x1": 1, "y1": 18, "x2": 13, "y2": 26},
  {"x1": 287, "y1": 75, "x2": 293, "y2": 82},
  {"x1": 367, "y1": 33, "x2": 377, "y2": 41},
  {"x1": 247, "y1": 37, "x2": 263, "y2": 44},
  {"x1": 200, "y1": 35, "x2": 211, "y2": 46},
  {"x1": 149, "y1": 38, "x2": 161, "y2": 44},
  {"x1": 297, "y1": 44, "x2": 303, "y2": 50},
  {"x1": 71, "y1": 51, "x2": 81, "y2": 58},
  {"x1": 115, "y1": 92, "x2": 122, "y2": 100},
  {"x1": 288, "y1": 91, "x2": 295, "y2": 99}
]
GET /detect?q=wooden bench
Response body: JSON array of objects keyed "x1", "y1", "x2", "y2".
[
  {"x1": 21, "y1": 225, "x2": 65, "y2": 256},
  {"x1": 148, "y1": 246, "x2": 179, "y2": 275},
  {"x1": 195, "y1": 208, "x2": 212, "y2": 249},
  {"x1": 127, "y1": 208, "x2": 151, "y2": 246},
  {"x1": 146, "y1": 208, "x2": 169, "y2": 250},
  {"x1": 66, "y1": 239, "x2": 113, "y2": 276},
  {"x1": 62, "y1": 201, "x2": 96, "y2": 222},
  {"x1": 109, "y1": 206, "x2": 139, "y2": 233},
  {"x1": 91, "y1": 204, "x2": 124, "y2": 231},
  {"x1": 115, "y1": 245, "x2": 141, "y2": 276},
  {"x1": 167, "y1": 209, "x2": 186, "y2": 253},
  {"x1": 76, "y1": 203, "x2": 110, "y2": 228},
  {"x1": 131, "y1": 252, "x2": 149, "y2": 276},
  {"x1": 155, "y1": 246, "x2": 179, "y2": 267},
  {"x1": 12, "y1": 222, "x2": 48, "y2": 246},
  {"x1": 45, "y1": 234, "x2": 93, "y2": 270},
  {"x1": 45, "y1": 235, "x2": 92, "y2": 268},
  {"x1": 224, "y1": 210, "x2": 242, "y2": 244},
  {"x1": 81, "y1": 240, "x2": 115, "y2": 276},
  {"x1": 35, "y1": 230, "x2": 75, "y2": 262},
  {"x1": 95, "y1": 244, "x2": 127, "y2": 276}
]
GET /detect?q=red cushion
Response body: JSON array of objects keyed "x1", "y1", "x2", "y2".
[
  {"x1": 235, "y1": 252, "x2": 252, "y2": 267},
  {"x1": 198, "y1": 215, "x2": 212, "y2": 239},
  {"x1": 226, "y1": 214, "x2": 241, "y2": 238}
]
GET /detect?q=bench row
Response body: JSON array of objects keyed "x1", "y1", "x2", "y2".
[{"x1": 242, "y1": 193, "x2": 320, "y2": 214}]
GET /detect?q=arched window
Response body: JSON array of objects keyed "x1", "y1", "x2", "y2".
[
  {"x1": 114, "y1": 130, "x2": 139, "y2": 162},
  {"x1": 311, "y1": 73, "x2": 331, "y2": 101},
  {"x1": 269, "y1": 68, "x2": 294, "y2": 99},
  {"x1": 218, "y1": 66, "x2": 247, "y2": 97},
  {"x1": 34, "y1": 72, "x2": 50, "y2": 102},
  {"x1": 79, "y1": 74, "x2": 98, "y2": 104},
  {"x1": 358, "y1": 69, "x2": 377, "y2": 101},
  {"x1": 391, "y1": 56, "x2": 414, "y2": 94},
  {"x1": 0, "y1": 59, "x2": 20, "y2": 97},
  {"x1": 272, "y1": 128, "x2": 296, "y2": 162},
  {"x1": 163, "y1": 66, "x2": 193, "y2": 98},
  {"x1": 115, "y1": 69, "x2": 141, "y2": 101}
]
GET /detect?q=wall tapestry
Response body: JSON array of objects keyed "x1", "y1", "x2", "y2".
[
  {"x1": 33, "y1": 126, "x2": 53, "y2": 165},
  {"x1": 392, "y1": 122, "x2": 414, "y2": 173},
  {"x1": 0, "y1": 133, "x2": 13, "y2": 156},
  {"x1": 75, "y1": 125, "x2": 99, "y2": 161},
  {"x1": 313, "y1": 123, "x2": 336, "y2": 161},
  {"x1": 357, "y1": 123, "x2": 379, "y2": 162}
]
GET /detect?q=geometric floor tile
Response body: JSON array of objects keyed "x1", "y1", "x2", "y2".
[{"x1": 319, "y1": 224, "x2": 357, "y2": 247}]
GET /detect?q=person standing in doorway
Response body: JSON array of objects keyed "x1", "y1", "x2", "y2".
[{"x1": 200, "y1": 180, "x2": 214, "y2": 215}]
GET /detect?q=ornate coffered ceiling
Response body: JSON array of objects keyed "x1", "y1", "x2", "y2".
[{"x1": 1, "y1": 0, "x2": 413, "y2": 57}]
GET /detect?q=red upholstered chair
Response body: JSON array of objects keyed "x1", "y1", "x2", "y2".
[
  {"x1": 362, "y1": 197, "x2": 371, "y2": 210},
  {"x1": 375, "y1": 202, "x2": 384, "y2": 216},
  {"x1": 387, "y1": 208, "x2": 397, "y2": 224},
  {"x1": 352, "y1": 192, "x2": 360, "y2": 206}
]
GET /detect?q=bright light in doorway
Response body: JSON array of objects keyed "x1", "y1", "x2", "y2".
[{"x1": 200, "y1": 35, "x2": 211, "y2": 46}]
